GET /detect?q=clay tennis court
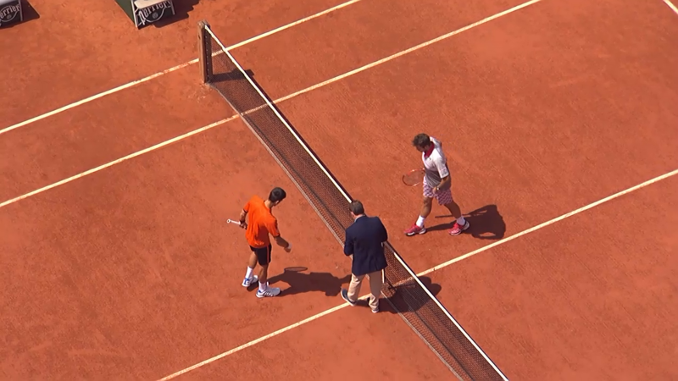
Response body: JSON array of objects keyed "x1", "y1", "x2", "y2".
[{"x1": 1, "y1": 0, "x2": 677, "y2": 379}]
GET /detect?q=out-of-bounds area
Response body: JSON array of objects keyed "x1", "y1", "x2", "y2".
[{"x1": 1, "y1": 0, "x2": 677, "y2": 380}]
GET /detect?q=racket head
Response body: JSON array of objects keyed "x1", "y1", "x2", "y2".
[{"x1": 402, "y1": 169, "x2": 425, "y2": 186}]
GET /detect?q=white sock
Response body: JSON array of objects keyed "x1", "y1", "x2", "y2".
[
  {"x1": 245, "y1": 267, "x2": 254, "y2": 279},
  {"x1": 457, "y1": 216, "x2": 466, "y2": 225},
  {"x1": 416, "y1": 216, "x2": 426, "y2": 227},
  {"x1": 258, "y1": 281, "x2": 267, "y2": 292}
]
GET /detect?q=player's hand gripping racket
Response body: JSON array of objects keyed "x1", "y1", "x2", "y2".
[
  {"x1": 402, "y1": 168, "x2": 425, "y2": 186},
  {"x1": 226, "y1": 219, "x2": 246, "y2": 228}
]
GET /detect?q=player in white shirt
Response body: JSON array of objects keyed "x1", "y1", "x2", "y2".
[{"x1": 404, "y1": 133, "x2": 470, "y2": 236}]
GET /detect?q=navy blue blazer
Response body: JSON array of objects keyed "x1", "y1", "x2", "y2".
[{"x1": 343, "y1": 215, "x2": 388, "y2": 276}]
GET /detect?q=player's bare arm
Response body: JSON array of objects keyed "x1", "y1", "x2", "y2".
[
  {"x1": 434, "y1": 175, "x2": 451, "y2": 193},
  {"x1": 274, "y1": 235, "x2": 292, "y2": 252}
]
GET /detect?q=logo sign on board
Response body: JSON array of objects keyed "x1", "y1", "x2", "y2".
[
  {"x1": 0, "y1": 3, "x2": 21, "y2": 25},
  {"x1": 136, "y1": 1, "x2": 172, "y2": 26}
]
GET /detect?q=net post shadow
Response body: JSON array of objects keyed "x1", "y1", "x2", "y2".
[{"x1": 428, "y1": 204, "x2": 506, "y2": 240}]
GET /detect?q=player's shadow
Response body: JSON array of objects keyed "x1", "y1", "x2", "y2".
[
  {"x1": 427, "y1": 204, "x2": 506, "y2": 240},
  {"x1": 265, "y1": 267, "x2": 351, "y2": 297},
  {"x1": 348, "y1": 276, "x2": 442, "y2": 314}
]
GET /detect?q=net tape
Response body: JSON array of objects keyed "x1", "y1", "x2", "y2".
[{"x1": 202, "y1": 23, "x2": 508, "y2": 381}]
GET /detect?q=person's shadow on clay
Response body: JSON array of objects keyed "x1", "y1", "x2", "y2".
[
  {"x1": 262, "y1": 267, "x2": 351, "y2": 297},
  {"x1": 427, "y1": 204, "x2": 506, "y2": 240},
  {"x1": 348, "y1": 276, "x2": 443, "y2": 314}
]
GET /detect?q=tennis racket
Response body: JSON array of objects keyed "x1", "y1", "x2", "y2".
[{"x1": 402, "y1": 168, "x2": 425, "y2": 186}]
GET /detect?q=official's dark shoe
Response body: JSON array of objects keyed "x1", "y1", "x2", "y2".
[{"x1": 341, "y1": 289, "x2": 357, "y2": 306}]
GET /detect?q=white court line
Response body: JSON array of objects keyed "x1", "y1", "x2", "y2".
[
  {"x1": 0, "y1": 0, "x2": 545, "y2": 210},
  {"x1": 420, "y1": 168, "x2": 678, "y2": 275},
  {"x1": 0, "y1": 0, "x2": 673, "y2": 376},
  {"x1": 274, "y1": 0, "x2": 544, "y2": 103},
  {"x1": 0, "y1": 0, "x2": 364, "y2": 137},
  {"x1": 156, "y1": 301, "x2": 358, "y2": 380},
  {"x1": 156, "y1": 168, "x2": 678, "y2": 381},
  {"x1": 0, "y1": 116, "x2": 234, "y2": 209},
  {"x1": 662, "y1": 0, "x2": 678, "y2": 15}
]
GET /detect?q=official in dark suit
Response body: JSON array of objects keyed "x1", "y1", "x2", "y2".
[{"x1": 340, "y1": 200, "x2": 388, "y2": 313}]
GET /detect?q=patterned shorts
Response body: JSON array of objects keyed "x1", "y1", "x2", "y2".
[{"x1": 423, "y1": 182, "x2": 453, "y2": 205}]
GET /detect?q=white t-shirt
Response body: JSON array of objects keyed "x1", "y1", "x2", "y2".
[{"x1": 422, "y1": 137, "x2": 450, "y2": 189}]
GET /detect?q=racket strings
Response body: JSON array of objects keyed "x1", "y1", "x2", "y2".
[{"x1": 402, "y1": 169, "x2": 425, "y2": 186}]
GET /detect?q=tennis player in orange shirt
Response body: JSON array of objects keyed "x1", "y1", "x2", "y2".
[{"x1": 238, "y1": 187, "x2": 292, "y2": 298}]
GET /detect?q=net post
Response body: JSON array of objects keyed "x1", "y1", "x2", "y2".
[{"x1": 197, "y1": 20, "x2": 212, "y2": 83}]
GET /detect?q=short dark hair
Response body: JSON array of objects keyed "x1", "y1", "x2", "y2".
[
  {"x1": 412, "y1": 133, "x2": 431, "y2": 148},
  {"x1": 349, "y1": 200, "x2": 365, "y2": 215},
  {"x1": 268, "y1": 187, "x2": 287, "y2": 203}
]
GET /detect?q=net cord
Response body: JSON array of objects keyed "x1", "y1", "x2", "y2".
[{"x1": 204, "y1": 24, "x2": 508, "y2": 381}]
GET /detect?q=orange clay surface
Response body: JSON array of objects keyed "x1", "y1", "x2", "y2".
[{"x1": 1, "y1": 0, "x2": 677, "y2": 379}]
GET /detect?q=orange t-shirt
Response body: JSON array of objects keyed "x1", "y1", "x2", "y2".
[{"x1": 243, "y1": 195, "x2": 280, "y2": 248}]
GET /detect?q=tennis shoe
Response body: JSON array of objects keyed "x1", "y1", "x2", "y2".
[
  {"x1": 404, "y1": 224, "x2": 426, "y2": 236},
  {"x1": 256, "y1": 286, "x2": 281, "y2": 298},
  {"x1": 242, "y1": 275, "x2": 258, "y2": 287},
  {"x1": 449, "y1": 220, "x2": 470, "y2": 236}
]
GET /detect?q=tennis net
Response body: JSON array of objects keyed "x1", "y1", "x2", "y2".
[{"x1": 197, "y1": 20, "x2": 508, "y2": 381}]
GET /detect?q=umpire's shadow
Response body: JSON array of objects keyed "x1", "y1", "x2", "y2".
[
  {"x1": 267, "y1": 267, "x2": 351, "y2": 297},
  {"x1": 350, "y1": 276, "x2": 442, "y2": 314},
  {"x1": 427, "y1": 204, "x2": 506, "y2": 240}
]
